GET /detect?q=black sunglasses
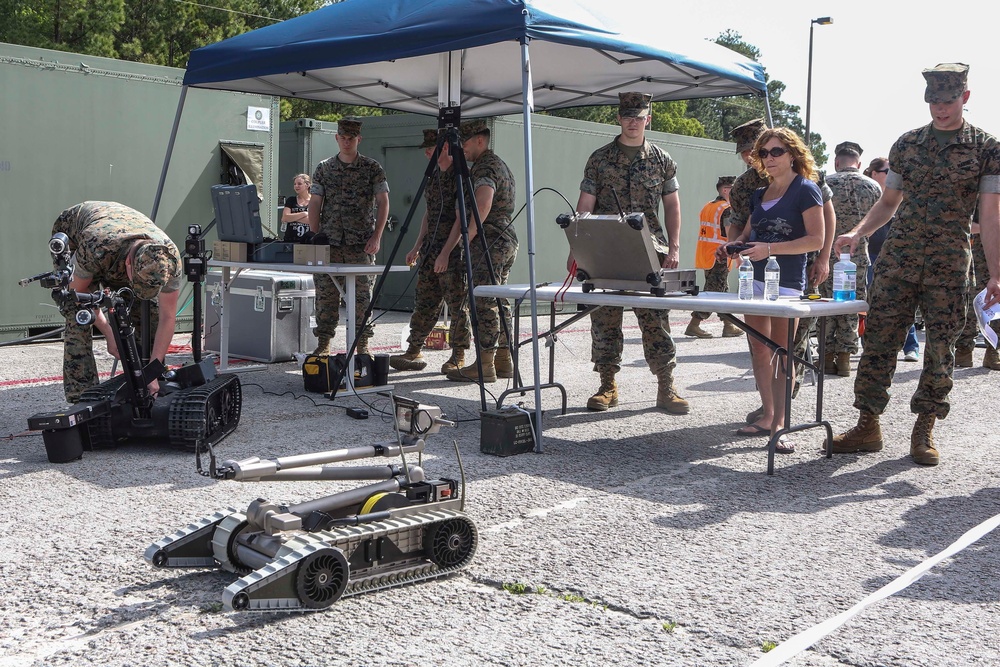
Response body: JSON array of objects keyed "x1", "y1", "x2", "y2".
[
  {"x1": 874, "y1": 168, "x2": 889, "y2": 174},
  {"x1": 757, "y1": 146, "x2": 788, "y2": 159}
]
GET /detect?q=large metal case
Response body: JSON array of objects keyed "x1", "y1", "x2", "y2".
[{"x1": 204, "y1": 269, "x2": 317, "y2": 362}]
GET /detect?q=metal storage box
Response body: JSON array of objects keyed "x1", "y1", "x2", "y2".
[{"x1": 204, "y1": 269, "x2": 318, "y2": 362}]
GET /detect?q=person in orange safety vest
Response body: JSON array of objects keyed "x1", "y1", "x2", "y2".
[{"x1": 686, "y1": 176, "x2": 743, "y2": 338}]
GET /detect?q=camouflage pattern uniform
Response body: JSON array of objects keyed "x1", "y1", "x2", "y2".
[
  {"x1": 467, "y1": 148, "x2": 518, "y2": 350},
  {"x1": 819, "y1": 167, "x2": 881, "y2": 353},
  {"x1": 856, "y1": 120, "x2": 1000, "y2": 418},
  {"x1": 52, "y1": 202, "x2": 182, "y2": 402},
  {"x1": 309, "y1": 149, "x2": 389, "y2": 344},
  {"x1": 407, "y1": 164, "x2": 471, "y2": 351},
  {"x1": 956, "y1": 232, "x2": 1000, "y2": 349},
  {"x1": 728, "y1": 166, "x2": 767, "y2": 239},
  {"x1": 581, "y1": 138, "x2": 678, "y2": 377}
]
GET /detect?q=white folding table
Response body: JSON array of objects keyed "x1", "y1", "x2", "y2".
[
  {"x1": 208, "y1": 260, "x2": 409, "y2": 395},
  {"x1": 474, "y1": 284, "x2": 868, "y2": 474}
]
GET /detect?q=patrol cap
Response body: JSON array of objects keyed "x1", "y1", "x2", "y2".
[
  {"x1": 419, "y1": 128, "x2": 438, "y2": 149},
  {"x1": 460, "y1": 119, "x2": 489, "y2": 142},
  {"x1": 337, "y1": 117, "x2": 362, "y2": 137},
  {"x1": 618, "y1": 92, "x2": 652, "y2": 118},
  {"x1": 835, "y1": 141, "x2": 863, "y2": 157},
  {"x1": 922, "y1": 63, "x2": 969, "y2": 103},
  {"x1": 731, "y1": 118, "x2": 766, "y2": 153},
  {"x1": 131, "y1": 242, "x2": 179, "y2": 300},
  {"x1": 716, "y1": 176, "x2": 735, "y2": 188}
]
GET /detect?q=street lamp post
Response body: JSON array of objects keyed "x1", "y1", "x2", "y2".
[{"x1": 805, "y1": 16, "x2": 832, "y2": 146}]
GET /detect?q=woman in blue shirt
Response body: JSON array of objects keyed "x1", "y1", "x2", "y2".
[{"x1": 718, "y1": 127, "x2": 825, "y2": 452}]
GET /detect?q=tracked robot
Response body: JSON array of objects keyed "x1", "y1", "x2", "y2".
[
  {"x1": 145, "y1": 395, "x2": 477, "y2": 611},
  {"x1": 23, "y1": 228, "x2": 242, "y2": 463}
]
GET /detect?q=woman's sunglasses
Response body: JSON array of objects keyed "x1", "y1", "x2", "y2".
[{"x1": 757, "y1": 146, "x2": 788, "y2": 159}]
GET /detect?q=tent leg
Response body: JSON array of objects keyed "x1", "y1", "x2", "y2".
[
  {"x1": 151, "y1": 86, "x2": 188, "y2": 222},
  {"x1": 521, "y1": 40, "x2": 544, "y2": 453}
]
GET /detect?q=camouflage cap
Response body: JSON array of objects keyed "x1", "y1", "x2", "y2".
[
  {"x1": 731, "y1": 118, "x2": 766, "y2": 153},
  {"x1": 618, "y1": 92, "x2": 652, "y2": 118},
  {"x1": 716, "y1": 176, "x2": 736, "y2": 188},
  {"x1": 460, "y1": 119, "x2": 489, "y2": 142},
  {"x1": 419, "y1": 128, "x2": 438, "y2": 149},
  {"x1": 337, "y1": 118, "x2": 362, "y2": 137},
  {"x1": 131, "y1": 242, "x2": 179, "y2": 300},
  {"x1": 835, "y1": 141, "x2": 863, "y2": 157},
  {"x1": 922, "y1": 63, "x2": 969, "y2": 103}
]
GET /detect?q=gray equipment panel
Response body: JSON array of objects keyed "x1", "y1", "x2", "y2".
[
  {"x1": 204, "y1": 269, "x2": 317, "y2": 362},
  {"x1": 562, "y1": 213, "x2": 697, "y2": 295}
]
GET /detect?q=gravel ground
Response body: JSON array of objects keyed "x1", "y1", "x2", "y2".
[{"x1": 1, "y1": 308, "x2": 998, "y2": 667}]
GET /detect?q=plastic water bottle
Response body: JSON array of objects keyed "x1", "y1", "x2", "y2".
[
  {"x1": 833, "y1": 253, "x2": 857, "y2": 301},
  {"x1": 764, "y1": 255, "x2": 780, "y2": 301},
  {"x1": 738, "y1": 255, "x2": 754, "y2": 300}
]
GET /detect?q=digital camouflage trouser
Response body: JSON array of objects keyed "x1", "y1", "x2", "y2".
[
  {"x1": 691, "y1": 257, "x2": 731, "y2": 321},
  {"x1": 470, "y1": 233, "x2": 517, "y2": 350},
  {"x1": 313, "y1": 244, "x2": 375, "y2": 344},
  {"x1": 407, "y1": 244, "x2": 471, "y2": 350},
  {"x1": 956, "y1": 235, "x2": 1000, "y2": 350},
  {"x1": 854, "y1": 272, "x2": 967, "y2": 419}
]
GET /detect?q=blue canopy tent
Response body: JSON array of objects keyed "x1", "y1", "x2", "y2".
[{"x1": 152, "y1": 0, "x2": 769, "y2": 450}]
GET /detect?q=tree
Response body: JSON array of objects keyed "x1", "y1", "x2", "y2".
[
  {"x1": 546, "y1": 100, "x2": 706, "y2": 137},
  {"x1": 685, "y1": 30, "x2": 827, "y2": 167}
]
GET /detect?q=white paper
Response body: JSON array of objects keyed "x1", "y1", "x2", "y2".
[
  {"x1": 973, "y1": 288, "x2": 999, "y2": 349},
  {"x1": 246, "y1": 106, "x2": 270, "y2": 132}
]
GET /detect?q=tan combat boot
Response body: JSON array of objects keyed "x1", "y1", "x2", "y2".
[
  {"x1": 494, "y1": 347, "x2": 514, "y2": 378},
  {"x1": 441, "y1": 348, "x2": 466, "y2": 374},
  {"x1": 447, "y1": 348, "x2": 497, "y2": 383},
  {"x1": 313, "y1": 335, "x2": 331, "y2": 356},
  {"x1": 722, "y1": 320, "x2": 744, "y2": 338},
  {"x1": 955, "y1": 346, "x2": 974, "y2": 368},
  {"x1": 824, "y1": 352, "x2": 838, "y2": 375},
  {"x1": 684, "y1": 318, "x2": 713, "y2": 339},
  {"x1": 656, "y1": 376, "x2": 690, "y2": 414},
  {"x1": 910, "y1": 413, "x2": 939, "y2": 465},
  {"x1": 983, "y1": 347, "x2": 1000, "y2": 370},
  {"x1": 831, "y1": 411, "x2": 883, "y2": 453},
  {"x1": 836, "y1": 352, "x2": 851, "y2": 377},
  {"x1": 586, "y1": 368, "x2": 618, "y2": 411},
  {"x1": 389, "y1": 345, "x2": 427, "y2": 371}
]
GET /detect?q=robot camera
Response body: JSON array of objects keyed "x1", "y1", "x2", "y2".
[
  {"x1": 75, "y1": 310, "x2": 95, "y2": 326},
  {"x1": 49, "y1": 232, "x2": 70, "y2": 256}
]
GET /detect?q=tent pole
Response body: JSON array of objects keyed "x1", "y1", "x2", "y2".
[
  {"x1": 520, "y1": 40, "x2": 544, "y2": 453},
  {"x1": 151, "y1": 86, "x2": 188, "y2": 222}
]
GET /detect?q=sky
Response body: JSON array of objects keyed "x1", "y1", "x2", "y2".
[{"x1": 659, "y1": 2, "x2": 1000, "y2": 166}]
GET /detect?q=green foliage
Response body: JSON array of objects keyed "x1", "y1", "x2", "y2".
[
  {"x1": 502, "y1": 582, "x2": 531, "y2": 595},
  {"x1": 547, "y1": 100, "x2": 706, "y2": 138},
  {"x1": 761, "y1": 640, "x2": 778, "y2": 652},
  {"x1": 685, "y1": 30, "x2": 827, "y2": 167},
  {"x1": 662, "y1": 620, "x2": 677, "y2": 633}
]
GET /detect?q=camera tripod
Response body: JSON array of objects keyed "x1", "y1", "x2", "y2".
[{"x1": 331, "y1": 106, "x2": 514, "y2": 411}]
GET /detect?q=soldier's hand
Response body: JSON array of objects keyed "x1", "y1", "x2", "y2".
[
  {"x1": 833, "y1": 233, "x2": 857, "y2": 256},
  {"x1": 365, "y1": 236, "x2": 381, "y2": 256},
  {"x1": 434, "y1": 253, "x2": 449, "y2": 273},
  {"x1": 106, "y1": 337, "x2": 120, "y2": 360},
  {"x1": 661, "y1": 250, "x2": 680, "y2": 270},
  {"x1": 147, "y1": 378, "x2": 160, "y2": 397},
  {"x1": 810, "y1": 258, "x2": 830, "y2": 286},
  {"x1": 405, "y1": 248, "x2": 420, "y2": 267},
  {"x1": 985, "y1": 277, "x2": 1000, "y2": 310}
]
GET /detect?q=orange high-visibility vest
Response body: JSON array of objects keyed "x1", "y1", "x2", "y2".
[{"x1": 695, "y1": 198, "x2": 730, "y2": 269}]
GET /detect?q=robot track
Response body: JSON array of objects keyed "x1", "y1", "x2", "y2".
[
  {"x1": 223, "y1": 508, "x2": 478, "y2": 611},
  {"x1": 168, "y1": 373, "x2": 242, "y2": 450}
]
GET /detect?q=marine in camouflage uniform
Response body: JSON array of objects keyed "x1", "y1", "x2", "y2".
[
  {"x1": 833, "y1": 63, "x2": 1000, "y2": 466},
  {"x1": 308, "y1": 118, "x2": 390, "y2": 354},
  {"x1": 443, "y1": 119, "x2": 518, "y2": 382},
  {"x1": 571, "y1": 92, "x2": 688, "y2": 414},
  {"x1": 818, "y1": 142, "x2": 882, "y2": 370},
  {"x1": 390, "y1": 130, "x2": 471, "y2": 374},
  {"x1": 52, "y1": 202, "x2": 182, "y2": 402}
]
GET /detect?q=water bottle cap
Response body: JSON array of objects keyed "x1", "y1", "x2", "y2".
[{"x1": 840, "y1": 252, "x2": 851, "y2": 260}]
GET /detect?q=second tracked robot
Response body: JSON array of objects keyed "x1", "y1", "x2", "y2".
[{"x1": 145, "y1": 395, "x2": 478, "y2": 611}]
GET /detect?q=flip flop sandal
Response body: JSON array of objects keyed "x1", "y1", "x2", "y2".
[
  {"x1": 735, "y1": 423, "x2": 769, "y2": 436},
  {"x1": 775, "y1": 435, "x2": 796, "y2": 454}
]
